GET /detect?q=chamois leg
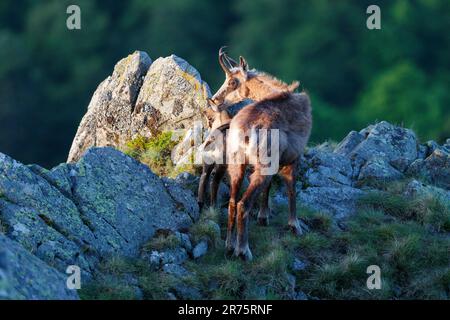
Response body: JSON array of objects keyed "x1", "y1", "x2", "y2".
[
  {"x1": 257, "y1": 181, "x2": 271, "y2": 226},
  {"x1": 210, "y1": 164, "x2": 226, "y2": 208},
  {"x1": 198, "y1": 164, "x2": 214, "y2": 211},
  {"x1": 226, "y1": 164, "x2": 245, "y2": 255},
  {"x1": 235, "y1": 170, "x2": 272, "y2": 261},
  {"x1": 279, "y1": 162, "x2": 302, "y2": 236}
]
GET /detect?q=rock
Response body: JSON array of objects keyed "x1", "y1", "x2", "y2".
[
  {"x1": 68, "y1": 147, "x2": 197, "y2": 257},
  {"x1": 303, "y1": 150, "x2": 353, "y2": 187},
  {"x1": 334, "y1": 131, "x2": 365, "y2": 156},
  {"x1": 358, "y1": 158, "x2": 403, "y2": 181},
  {"x1": 146, "y1": 251, "x2": 163, "y2": 269},
  {"x1": 160, "y1": 248, "x2": 188, "y2": 265},
  {"x1": 295, "y1": 291, "x2": 308, "y2": 300},
  {"x1": 307, "y1": 149, "x2": 353, "y2": 177},
  {"x1": 305, "y1": 166, "x2": 351, "y2": 188},
  {"x1": 298, "y1": 186, "x2": 365, "y2": 219},
  {"x1": 403, "y1": 180, "x2": 450, "y2": 203},
  {"x1": 0, "y1": 147, "x2": 198, "y2": 276},
  {"x1": 67, "y1": 52, "x2": 211, "y2": 163},
  {"x1": 0, "y1": 151, "x2": 99, "y2": 275},
  {"x1": 68, "y1": 51, "x2": 152, "y2": 163},
  {"x1": 162, "y1": 264, "x2": 190, "y2": 278},
  {"x1": 417, "y1": 144, "x2": 428, "y2": 160},
  {"x1": 292, "y1": 258, "x2": 307, "y2": 272},
  {"x1": 0, "y1": 234, "x2": 79, "y2": 300},
  {"x1": 336, "y1": 121, "x2": 418, "y2": 174},
  {"x1": 192, "y1": 240, "x2": 208, "y2": 259},
  {"x1": 175, "y1": 232, "x2": 192, "y2": 252},
  {"x1": 166, "y1": 292, "x2": 177, "y2": 300},
  {"x1": 132, "y1": 54, "x2": 211, "y2": 135},
  {"x1": 161, "y1": 177, "x2": 200, "y2": 223},
  {"x1": 407, "y1": 148, "x2": 450, "y2": 189},
  {"x1": 173, "y1": 283, "x2": 202, "y2": 300},
  {"x1": 425, "y1": 140, "x2": 441, "y2": 155}
]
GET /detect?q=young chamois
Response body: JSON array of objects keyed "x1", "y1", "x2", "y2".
[
  {"x1": 197, "y1": 107, "x2": 231, "y2": 210},
  {"x1": 210, "y1": 47, "x2": 312, "y2": 261}
]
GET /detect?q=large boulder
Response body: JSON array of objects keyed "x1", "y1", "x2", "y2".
[
  {"x1": 0, "y1": 151, "x2": 99, "y2": 275},
  {"x1": 68, "y1": 51, "x2": 152, "y2": 163},
  {"x1": 297, "y1": 186, "x2": 365, "y2": 220},
  {"x1": 0, "y1": 234, "x2": 79, "y2": 300},
  {"x1": 68, "y1": 52, "x2": 211, "y2": 163},
  {"x1": 132, "y1": 54, "x2": 211, "y2": 135},
  {"x1": 0, "y1": 147, "x2": 198, "y2": 278},
  {"x1": 335, "y1": 121, "x2": 418, "y2": 179},
  {"x1": 407, "y1": 147, "x2": 450, "y2": 190},
  {"x1": 303, "y1": 148, "x2": 353, "y2": 188}
]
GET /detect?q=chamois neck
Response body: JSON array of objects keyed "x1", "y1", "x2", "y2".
[
  {"x1": 246, "y1": 78, "x2": 282, "y2": 101},
  {"x1": 245, "y1": 73, "x2": 295, "y2": 101}
]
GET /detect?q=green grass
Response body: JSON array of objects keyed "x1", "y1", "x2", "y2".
[
  {"x1": 189, "y1": 207, "x2": 222, "y2": 248},
  {"x1": 79, "y1": 255, "x2": 184, "y2": 300},
  {"x1": 296, "y1": 181, "x2": 450, "y2": 299},
  {"x1": 183, "y1": 206, "x2": 300, "y2": 300},
  {"x1": 142, "y1": 232, "x2": 181, "y2": 252},
  {"x1": 121, "y1": 132, "x2": 194, "y2": 177},
  {"x1": 79, "y1": 180, "x2": 450, "y2": 300}
]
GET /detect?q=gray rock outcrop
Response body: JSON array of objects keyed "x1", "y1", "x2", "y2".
[
  {"x1": 0, "y1": 147, "x2": 199, "y2": 298},
  {"x1": 68, "y1": 52, "x2": 211, "y2": 163},
  {"x1": 0, "y1": 234, "x2": 79, "y2": 300}
]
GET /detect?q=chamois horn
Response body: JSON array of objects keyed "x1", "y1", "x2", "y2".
[{"x1": 219, "y1": 46, "x2": 232, "y2": 76}]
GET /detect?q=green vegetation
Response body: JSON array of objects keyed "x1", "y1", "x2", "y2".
[
  {"x1": 79, "y1": 255, "x2": 179, "y2": 300},
  {"x1": 122, "y1": 132, "x2": 194, "y2": 177},
  {"x1": 142, "y1": 232, "x2": 181, "y2": 252},
  {"x1": 189, "y1": 207, "x2": 222, "y2": 248},
  {"x1": 184, "y1": 207, "x2": 298, "y2": 299},
  {"x1": 0, "y1": 1, "x2": 448, "y2": 167},
  {"x1": 80, "y1": 180, "x2": 450, "y2": 300},
  {"x1": 297, "y1": 182, "x2": 450, "y2": 299}
]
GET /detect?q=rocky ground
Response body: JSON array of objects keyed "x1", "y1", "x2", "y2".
[{"x1": 1, "y1": 51, "x2": 449, "y2": 300}]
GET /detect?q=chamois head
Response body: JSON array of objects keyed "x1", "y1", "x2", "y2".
[
  {"x1": 208, "y1": 47, "x2": 250, "y2": 111},
  {"x1": 203, "y1": 105, "x2": 231, "y2": 131},
  {"x1": 208, "y1": 47, "x2": 300, "y2": 112}
]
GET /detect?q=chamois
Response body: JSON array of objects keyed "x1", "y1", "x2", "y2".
[
  {"x1": 197, "y1": 107, "x2": 231, "y2": 210},
  {"x1": 211, "y1": 47, "x2": 312, "y2": 261}
]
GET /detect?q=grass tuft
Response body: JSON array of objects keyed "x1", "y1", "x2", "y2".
[{"x1": 122, "y1": 132, "x2": 187, "y2": 177}]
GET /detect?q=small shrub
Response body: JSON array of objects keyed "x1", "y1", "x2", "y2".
[
  {"x1": 142, "y1": 233, "x2": 181, "y2": 252},
  {"x1": 122, "y1": 132, "x2": 180, "y2": 176},
  {"x1": 139, "y1": 271, "x2": 179, "y2": 300},
  {"x1": 79, "y1": 276, "x2": 138, "y2": 300},
  {"x1": 300, "y1": 209, "x2": 333, "y2": 233}
]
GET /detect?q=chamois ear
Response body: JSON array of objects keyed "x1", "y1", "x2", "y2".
[
  {"x1": 239, "y1": 56, "x2": 248, "y2": 73},
  {"x1": 207, "y1": 98, "x2": 220, "y2": 112}
]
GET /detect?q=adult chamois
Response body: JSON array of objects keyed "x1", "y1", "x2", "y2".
[{"x1": 210, "y1": 47, "x2": 312, "y2": 261}]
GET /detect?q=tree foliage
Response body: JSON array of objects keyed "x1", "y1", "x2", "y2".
[{"x1": 0, "y1": 0, "x2": 448, "y2": 167}]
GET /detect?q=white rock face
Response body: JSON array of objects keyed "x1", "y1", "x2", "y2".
[
  {"x1": 67, "y1": 52, "x2": 211, "y2": 163},
  {"x1": 132, "y1": 54, "x2": 211, "y2": 136}
]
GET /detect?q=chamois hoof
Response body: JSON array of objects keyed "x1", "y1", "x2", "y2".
[
  {"x1": 234, "y1": 246, "x2": 253, "y2": 262},
  {"x1": 225, "y1": 240, "x2": 235, "y2": 257},
  {"x1": 257, "y1": 216, "x2": 269, "y2": 226},
  {"x1": 225, "y1": 247, "x2": 234, "y2": 258},
  {"x1": 288, "y1": 224, "x2": 303, "y2": 237},
  {"x1": 198, "y1": 201, "x2": 204, "y2": 212}
]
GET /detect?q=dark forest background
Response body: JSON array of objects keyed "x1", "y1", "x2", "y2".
[{"x1": 0, "y1": 0, "x2": 449, "y2": 168}]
